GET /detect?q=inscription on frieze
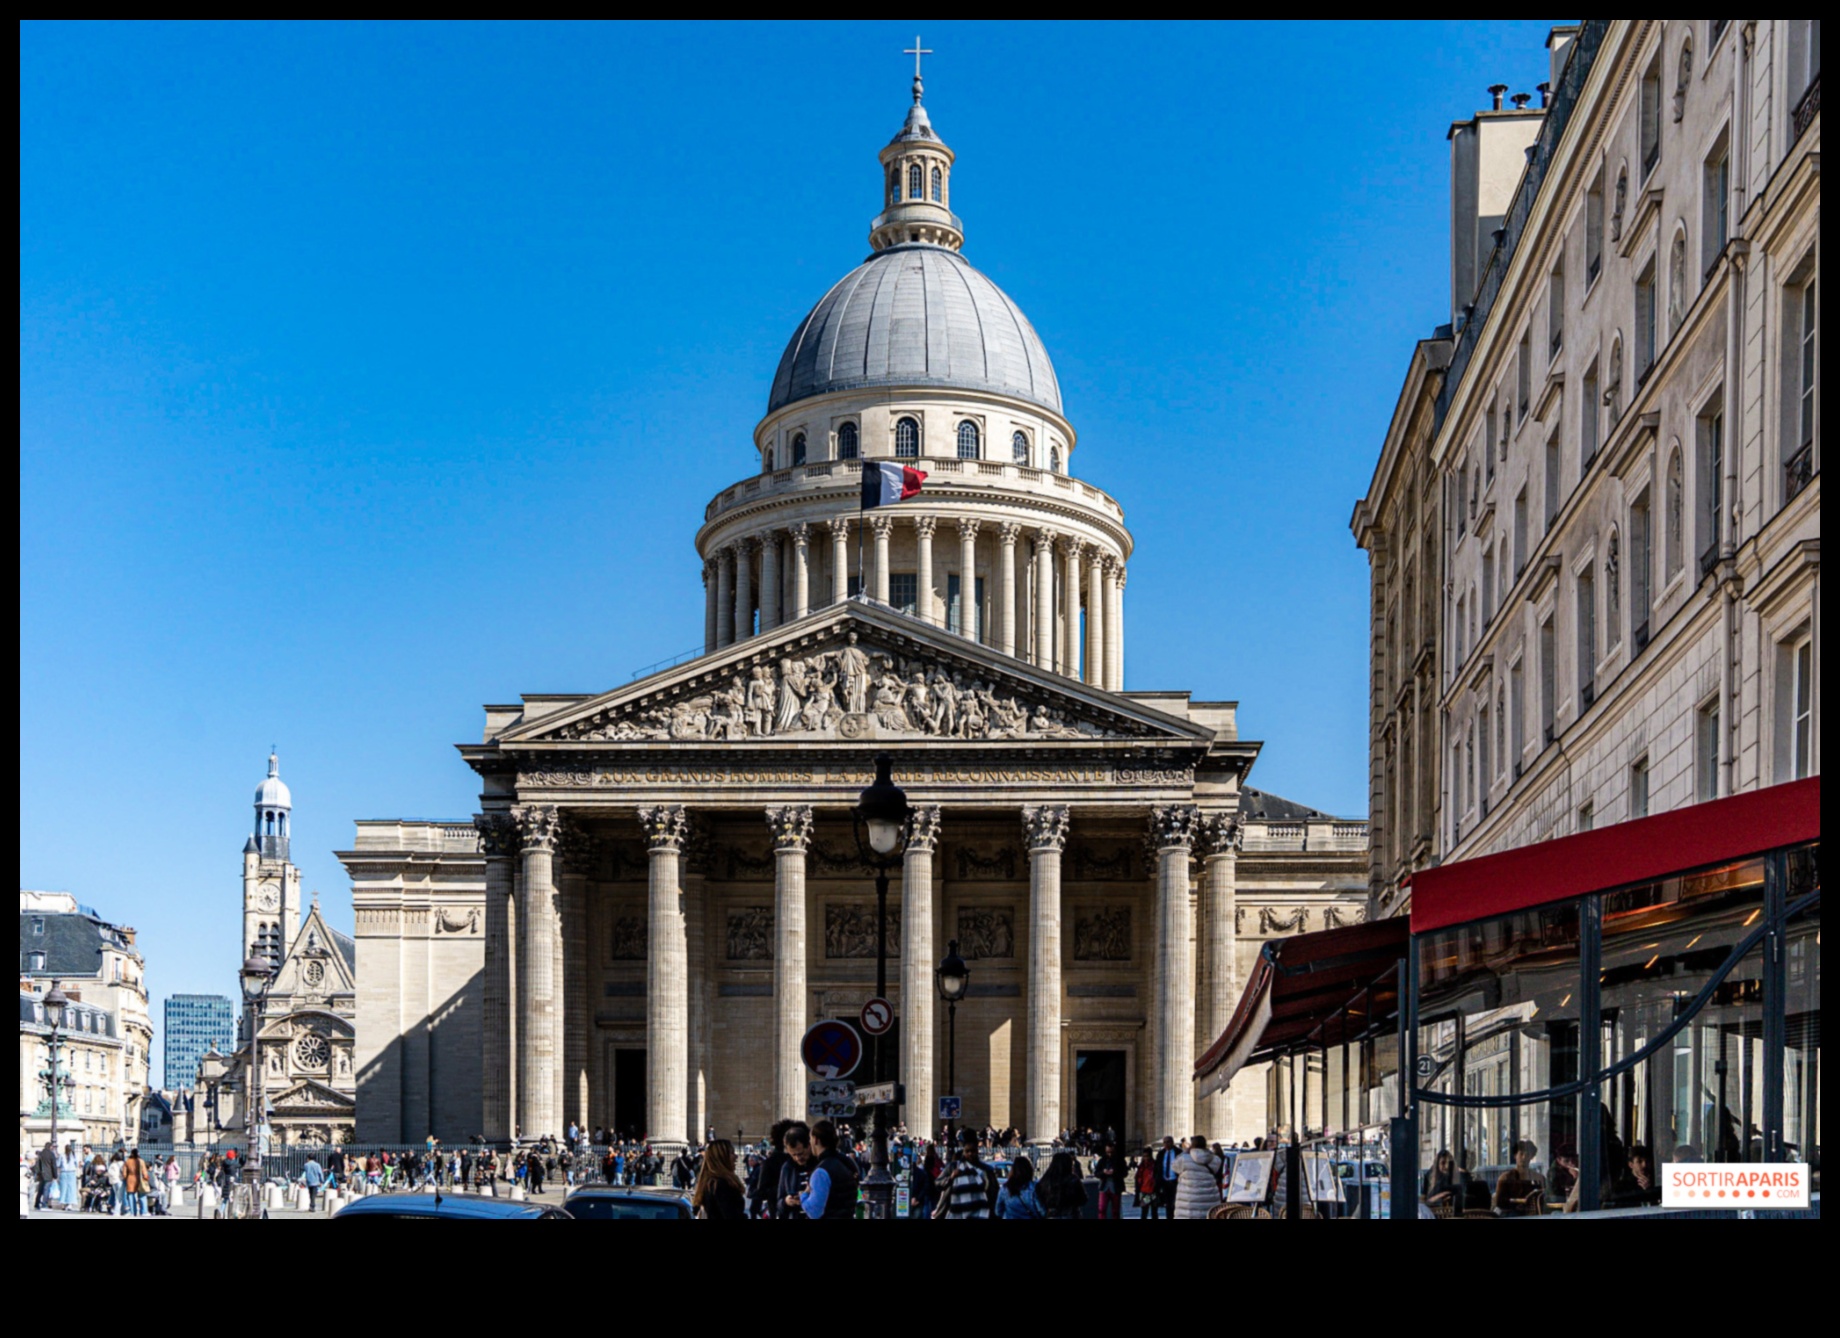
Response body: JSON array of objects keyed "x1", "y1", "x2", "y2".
[
  {"x1": 824, "y1": 904, "x2": 901, "y2": 959},
  {"x1": 517, "y1": 763, "x2": 1195, "y2": 789}
]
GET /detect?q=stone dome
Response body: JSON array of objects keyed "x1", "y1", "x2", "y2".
[{"x1": 767, "y1": 245, "x2": 1062, "y2": 418}]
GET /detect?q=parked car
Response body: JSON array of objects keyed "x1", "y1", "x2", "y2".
[
  {"x1": 563, "y1": 1185, "x2": 694, "y2": 1220},
  {"x1": 333, "y1": 1192, "x2": 570, "y2": 1220}
]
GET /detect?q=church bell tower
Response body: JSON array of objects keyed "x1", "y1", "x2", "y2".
[{"x1": 242, "y1": 750, "x2": 302, "y2": 968}]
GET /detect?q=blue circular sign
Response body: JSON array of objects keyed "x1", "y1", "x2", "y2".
[{"x1": 800, "y1": 1018, "x2": 863, "y2": 1079}]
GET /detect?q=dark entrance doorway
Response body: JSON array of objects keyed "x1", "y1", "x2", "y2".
[
  {"x1": 613, "y1": 1048, "x2": 646, "y2": 1140},
  {"x1": 1075, "y1": 1050, "x2": 1127, "y2": 1143}
]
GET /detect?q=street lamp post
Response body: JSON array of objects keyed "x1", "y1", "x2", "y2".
[
  {"x1": 239, "y1": 954, "x2": 274, "y2": 1195},
  {"x1": 852, "y1": 753, "x2": 911, "y2": 1221},
  {"x1": 43, "y1": 981, "x2": 70, "y2": 1178},
  {"x1": 935, "y1": 941, "x2": 969, "y2": 1152}
]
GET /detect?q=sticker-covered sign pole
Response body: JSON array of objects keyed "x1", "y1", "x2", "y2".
[{"x1": 852, "y1": 752, "x2": 911, "y2": 1220}]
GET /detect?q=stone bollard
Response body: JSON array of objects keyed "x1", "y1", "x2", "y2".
[
  {"x1": 263, "y1": 1182, "x2": 281, "y2": 1212},
  {"x1": 198, "y1": 1183, "x2": 219, "y2": 1215},
  {"x1": 290, "y1": 1184, "x2": 308, "y2": 1211},
  {"x1": 510, "y1": 1184, "x2": 527, "y2": 1201},
  {"x1": 170, "y1": 1184, "x2": 185, "y2": 1211},
  {"x1": 325, "y1": 1189, "x2": 343, "y2": 1214}
]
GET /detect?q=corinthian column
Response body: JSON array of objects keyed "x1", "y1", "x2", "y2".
[
  {"x1": 1110, "y1": 565, "x2": 1126, "y2": 690},
  {"x1": 767, "y1": 806, "x2": 814, "y2": 1119},
  {"x1": 1023, "y1": 805, "x2": 1070, "y2": 1149},
  {"x1": 957, "y1": 518, "x2": 981, "y2": 639},
  {"x1": 1086, "y1": 550, "x2": 1108, "y2": 686},
  {"x1": 715, "y1": 547, "x2": 735, "y2": 650},
  {"x1": 997, "y1": 522, "x2": 1020, "y2": 656},
  {"x1": 475, "y1": 813, "x2": 519, "y2": 1141},
  {"x1": 1062, "y1": 537, "x2": 1086, "y2": 680},
  {"x1": 1149, "y1": 805, "x2": 1199, "y2": 1140},
  {"x1": 513, "y1": 803, "x2": 560, "y2": 1140},
  {"x1": 871, "y1": 515, "x2": 894, "y2": 605},
  {"x1": 790, "y1": 523, "x2": 811, "y2": 621},
  {"x1": 638, "y1": 805, "x2": 690, "y2": 1148},
  {"x1": 703, "y1": 560, "x2": 718, "y2": 655},
  {"x1": 555, "y1": 819, "x2": 594, "y2": 1132},
  {"x1": 901, "y1": 808, "x2": 941, "y2": 1145},
  {"x1": 829, "y1": 516, "x2": 850, "y2": 605},
  {"x1": 914, "y1": 516, "x2": 938, "y2": 624},
  {"x1": 758, "y1": 531, "x2": 781, "y2": 634},
  {"x1": 1034, "y1": 529, "x2": 1057, "y2": 671},
  {"x1": 1197, "y1": 815, "x2": 1242, "y2": 1142},
  {"x1": 733, "y1": 539, "x2": 755, "y2": 642}
]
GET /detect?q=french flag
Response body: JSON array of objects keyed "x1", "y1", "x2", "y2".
[{"x1": 861, "y1": 460, "x2": 927, "y2": 509}]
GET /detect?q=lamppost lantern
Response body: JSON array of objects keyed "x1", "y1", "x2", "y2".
[
  {"x1": 239, "y1": 955, "x2": 273, "y2": 1001},
  {"x1": 43, "y1": 980, "x2": 69, "y2": 1031},
  {"x1": 853, "y1": 753, "x2": 911, "y2": 866},
  {"x1": 935, "y1": 940, "x2": 970, "y2": 1003}
]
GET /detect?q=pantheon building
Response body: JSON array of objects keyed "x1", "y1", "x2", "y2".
[{"x1": 343, "y1": 77, "x2": 1366, "y2": 1150}]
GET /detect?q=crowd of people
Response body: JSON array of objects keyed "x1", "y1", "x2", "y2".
[{"x1": 28, "y1": 1141, "x2": 179, "y2": 1215}]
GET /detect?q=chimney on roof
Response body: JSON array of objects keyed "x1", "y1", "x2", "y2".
[
  {"x1": 1537, "y1": 81, "x2": 1552, "y2": 108},
  {"x1": 1511, "y1": 91, "x2": 1532, "y2": 110},
  {"x1": 1489, "y1": 83, "x2": 1508, "y2": 111}
]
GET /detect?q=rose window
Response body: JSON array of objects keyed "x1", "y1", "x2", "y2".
[{"x1": 294, "y1": 1034, "x2": 330, "y2": 1069}]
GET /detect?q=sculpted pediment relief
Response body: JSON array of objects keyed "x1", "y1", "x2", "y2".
[
  {"x1": 510, "y1": 608, "x2": 1200, "y2": 747},
  {"x1": 271, "y1": 1080, "x2": 354, "y2": 1112}
]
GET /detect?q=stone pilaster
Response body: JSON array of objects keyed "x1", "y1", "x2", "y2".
[
  {"x1": 767, "y1": 805, "x2": 814, "y2": 1120},
  {"x1": 828, "y1": 516, "x2": 850, "y2": 604},
  {"x1": 1034, "y1": 529, "x2": 1057, "y2": 671},
  {"x1": 1062, "y1": 537, "x2": 1085, "y2": 680},
  {"x1": 715, "y1": 546, "x2": 735, "y2": 649},
  {"x1": 512, "y1": 803, "x2": 559, "y2": 1140},
  {"x1": 1196, "y1": 814, "x2": 1242, "y2": 1141},
  {"x1": 997, "y1": 522, "x2": 1021, "y2": 656},
  {"x1": 870, "y1": 515, "x2": 893, "y2": 605},
  {"x1": 637, "y1": 804, "x2": 690, "y2": 1148},
  {"x1": 759, "y1": 530, "x2": 781, "y2": 633},
  {"x1": 957, "y1": 517, "x2": 981, "y2": 639},
  {"x1": 1086, "y1": 550, "x2": 1108, "y2": 686},
  {"x1": 914, "y1": 515, "x2": 938, "y2": 624},
  {"x1": 789, "y1": 523, "x2": 811, "y2": 620},
  {"x1": 901, "y1": 807, "x2": 941, "y2": 1143},
  {"x1": 1023, "y1": 805, "x2": 1070, "y2": 1147},
  {"x1": 733, "y1": 537, "x2": 755, "y2": 641},
  {"x1": 474, "y1": 813, "x2": 518, "y2": 1141},
  {"x1": 1149, "y1": 804, "x2": 1199, "y2": 1139}
]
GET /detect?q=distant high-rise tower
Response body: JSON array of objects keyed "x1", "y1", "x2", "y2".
[
  {"x1": 163, "y1": 992, "x2": 235, "y2": 1089},
  {"x1": 242, "y1": 751, "x2": 302, "y2": 968}
]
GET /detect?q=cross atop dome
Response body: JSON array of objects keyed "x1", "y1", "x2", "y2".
[
  {"x1": 872, "y1": 47, "x2": 961, "y2": 254},
  {"x1": 904, "y1": 34, "x2": 932, "y2": 103}
]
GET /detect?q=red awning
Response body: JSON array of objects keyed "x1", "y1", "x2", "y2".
[
  {"x1": 1194, "y1": 915, "x2": 1409, "y2": 1095},
  {"x1": 1411, "y1": 776, "x2": 1821, "y2": 934}
]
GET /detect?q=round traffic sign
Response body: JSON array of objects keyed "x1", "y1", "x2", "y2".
[
  {"x1": 859, "y1": 996, "x2": 894, "y2": 1036},
  {"x1": 800, "y1": 1018, "x2": 864, "y2": 1079}
]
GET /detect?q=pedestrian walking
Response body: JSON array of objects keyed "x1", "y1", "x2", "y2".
[
  {"x1": 524, "y1": 1146, "x2": 545, "y2": 1195},
  {"x1": 1036, "y1": 1150, "x2": 1088, "y2": 1219},
  {"x1": 106, "y1": 1150, "x2": 125, "y2": 1215},
  {"x1": 1173, "y1": 1136, "x2": 1224, "y2": 1219},
  {"x1": 691, "y1": 1139, "x2": 748, "y2": 1220},
  {"x1": 1134, "y1": 1150, "x2": 1162, "y2": 1220},
  {"x1": 122, "y1": 1147, "x2": 151, "y2": 1216},
  {"x1": 1093, "y1": 1141, "x2": 1125, "y2": 1219},
  {"x1": 1156, "y1": 1136, "x2": 1182, "y2": 1219},
  {"x1": 301, "y1": 1154, "x2": 325, "y2": 1210},
  {"x1": 33, "y1": 1142, "x2": 58, "y2": 1210},
  {"x1": 932, "y1": 1130, "x2": 994, "y2": 1219}
]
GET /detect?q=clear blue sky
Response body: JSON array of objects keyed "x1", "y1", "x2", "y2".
[{"x1": 21, "y1": 20, "x2": 1560, "y2": 1076}]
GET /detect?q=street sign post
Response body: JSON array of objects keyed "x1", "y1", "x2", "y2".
[
  {"x1": 807, "y1": 1079, "x2": 856, "y2": 1120},
  {"x1": 859, "y1": 996, "x2": 894, "y2": 1036},
  {"x1": 800, "y1": 1018, "x2": 864, "y2": 1079},
  {"x1": 937, "y1": 1095, "x2": 961, "y2": 1121},
  {"x1": 855, "y1": 1080, "x2": 901, "y2": 1107}
]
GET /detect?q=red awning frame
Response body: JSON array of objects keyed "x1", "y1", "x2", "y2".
[
  {"x1": 1410, "y1": 776, "x2": 1820, "y2": 934},
  {"x1": 1194, "y1": 916, "x2": 1410, "y2": 1094}
]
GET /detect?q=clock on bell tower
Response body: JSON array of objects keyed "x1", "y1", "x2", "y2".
[{"x1": 243, "y1": 750, "x2": 302, "y2": 967}]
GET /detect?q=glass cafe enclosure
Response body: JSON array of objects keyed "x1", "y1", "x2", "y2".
[{"x1": 1206, "y1": 777, "x2": 1819, "y2": 1217}]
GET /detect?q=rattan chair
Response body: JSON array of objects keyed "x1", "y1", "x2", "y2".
[{"x1": 1208, "y1": 1202, "x2": 1270, "y2": 1219}]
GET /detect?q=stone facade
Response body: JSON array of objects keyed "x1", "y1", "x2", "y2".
[
  {"x1": 1354, "y1": 20, "x2": 1820, "y2": 913},
  {"x1": 346, "y1": 79, "x2": 1366, "y2": 1149}
]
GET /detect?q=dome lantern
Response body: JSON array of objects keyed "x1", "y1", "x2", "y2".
[
  {"x1": 252, "y1": 749, "x2": 291, "y2": 861},
  {"x1": 869, "y1": 51, "x2": 963, "y2": 254}
]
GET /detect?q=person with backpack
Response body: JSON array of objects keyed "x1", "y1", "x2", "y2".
[{"x1": 933, "y1": 1129, "x2": 993, "y2": 1218}]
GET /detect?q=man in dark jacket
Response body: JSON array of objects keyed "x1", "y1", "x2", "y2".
[
  {"x1": 795, "y1": 1120, "x2": 859, "y2": 1219},
  {"x1": 1093, "y1": 1142, "x2": 1125, "y2": 1219},
  {"x1": 754, "y1": 1120, "x2": 793, "y2": 1218},
  {"x1": 34, "y1": 1142, "x2": 58, "y2": 1209},
  {"x1": 776, "y1": 1122, "x2": 814, "y2": 1219}
]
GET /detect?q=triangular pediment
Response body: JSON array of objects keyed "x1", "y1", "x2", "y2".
[
  {"x1": 271, "y1": 903, "x2": 355, "y2": 999},
  {"x1": 502, "y1": 601, "x2": 1213, "y2": 748},
  {"x1": 270, "y1": 1079, "x2": 353, "y2": 1112}
]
